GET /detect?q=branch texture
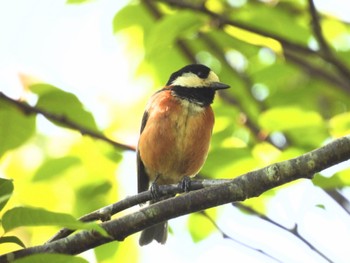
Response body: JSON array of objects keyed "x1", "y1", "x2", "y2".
[{"x1": 1, "y1": 135, "x2": 349, "y2": 262}]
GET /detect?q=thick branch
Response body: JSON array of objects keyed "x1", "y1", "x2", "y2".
[
  {"x1": 0, "y1": 92, "x2": 135, "y2": 152},
  {"x1": 1, "y1": 135, "x2": 350, "y2": 262}
]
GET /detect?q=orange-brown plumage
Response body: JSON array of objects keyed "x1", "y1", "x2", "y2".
[
  {"x1": 137, "y1": 64, "x2": 229, "y2": 246},
  {"x1": 138, "y1": 89, "x2": 214, "y2": 185}
]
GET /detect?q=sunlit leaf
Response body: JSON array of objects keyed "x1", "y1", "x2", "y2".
[
  {"x1": 75, "y1": 181, "x2": 112, "y2": 215},
  {"x1": 113, "y1": 4, "x2": 154, "y2": 34},
  {"x1": 32, "y1": 156, "x2": 81, "y2": 182},
  {"x1": 313, "y1": 170, "x2": 350, "y2": 189},
  {"x1": 329, "y1": 112, "x2": 350, "y2": 137},
  {"x1": 145, "y1": 11, "x2": 204, "y2": 60},
  {"x1": 0, "y1": 236, "x2": 26, "y2": 248},
  {"x1": 231, "y1": 2, "x2": 310, "y2": 44},
  {"x1": 66, "y1": 0, "x2": 91, "y2": 4},
  {"x1": 0, "y1": 101, "x2": 35, "y2": 156},
  {"x1": 259, "y1": 107, "x2": 324, "y2": 131},
  {"x1": 30, "y1": 83, "x2": 98, "y2": 132},
  {"x1": 13, "y1": 254, "x2": 88, "y2": 263},
  {"x1": 0, "y1": 178, "x2": 14, "y2": 211},
  {"x1": 94, "y1": 241, "x2": 120, "y2": 262},
  {"x1": 188, "y1": 212, "x2": 215, "y2": 243},
  {"x1": 2, "y1": 207, "x2": 108, "y2": 237}
]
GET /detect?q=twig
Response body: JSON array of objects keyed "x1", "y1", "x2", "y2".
[
  {"x1": 158, "y1": 0, "x2": 350, "y2": 92},
  {"x1": 0, "y1": 92, "x2": 135, "y2": 152},
  {"x1": 307, "y1": 0, "x2": 350, "y2": 81},
  {"x1": 325, "y1": 189, "x2": 350, "y2": 215},
  {"x1": 233, "y1": 203, "x2": 333, "y2": 262},
  {"x1": 158, "y1": 0, "x2": 318, "y2": 56},
  {"x1": 46, "y1": 179, "x2": 231, "y2": 243},
  {"x1": 200, "y1": 211, "x2": 282, "y2": 262},
  {"x1": 283, "y1": 50, "x2": 350, "y2": 93}
]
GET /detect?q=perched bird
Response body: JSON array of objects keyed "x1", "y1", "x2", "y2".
[{"x1": 137, "y1": 64, "x2": 230, "y2": 246}]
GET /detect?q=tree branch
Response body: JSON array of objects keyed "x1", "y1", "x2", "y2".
[
  {"x1": 158, "y1": 0, "x2": 350, "y2": 93},
  {"x1": 307, "y1": 0, "x2": 350, "y2": 81},
  {"x1": 0, "y1": 92, "x2": 135, "y2": 152},
  {"x1": 233, "y1": 203, "x2": 333, "y2": 262},
  {"x1": 200, "y1": 211, "x2": 282, "y2": 262},
  {"x1": 283, "y1": 50, "x2": 350, "y2": 93},
  {"x1": 1, "y1": 135, "x2": 349, "y2": 262}
]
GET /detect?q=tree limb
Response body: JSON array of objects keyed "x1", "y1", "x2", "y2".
[
  {"x1": 1, "y1": 135, "x2": 349, "y2": 262},
  {"x1": 0, "y1": 92, "x2": 135, "y2": 152}
]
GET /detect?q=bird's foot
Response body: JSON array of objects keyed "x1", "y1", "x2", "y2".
[
  {"x1": 150, "y1": 181, "x2": 161, "y2": 201},
  {"x1": 179, "y1": 176, "x2": 191, "y2": 192}
]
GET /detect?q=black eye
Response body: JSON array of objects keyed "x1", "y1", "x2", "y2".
[{"x1": 196, "y1": 71, "x2": 206, "y2": 78}]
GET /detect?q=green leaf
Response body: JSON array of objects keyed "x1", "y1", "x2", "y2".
[
  {"x1": 31, "y1": 84, "x2": 98, "y2": 132},
  {"x1": 313, "y1": 170, "x2": 350, "y2": 189},
  {"x1": 329, "y1": 112, "x2": 350, "y2": 137},
  {"x1": 203, "y1": 148, "x2": 255, "y2": 178},
  {"x1": 259, "y1": 106, "x2": 324, "y2": 131},
  {"x1": 113, "y1": 4, "x2": 154, "y2": 33},
  {"x1": 0, "y1": 178, "x2": 14, "y2": 211},
  {"x1": 188, "y1": 212, "x2": 215, "y2": 243},
  {"x1": 316, "y1": 204, "x2": 326, "y2": 210},
  {"x1": 144, "y1": 11, "x2": 204, "y2": 61},
  {"x1": 32, "y1": 157, "x2": 81, "y2": 182},
  {"x1": 75, "y1": 181, "x2": 112, "y2": 215},
  {"x1": 13, "y1": 254, "x2": 88, "y2": 263},
  {"x1": 0, "y1": 101, "x2": 36, "y2": 156},
  {"x1": 2, "y1": 207, "x2": 108, "y2": 237},
  {"x1": 94, "y1": 242, "x2": 119, "y2": 262},
  {"x1": 232, "y1": 2, "x2": 310, "y2": 44},
  {"x1": 66, "y1": 0, "x2": 91, "y2": 4},
  {"x1": 0, "y1": 236, "x2": 26, "y2": 248}
]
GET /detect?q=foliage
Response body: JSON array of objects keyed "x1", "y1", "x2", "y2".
[{"x1": 1, "y1": 0, "x2": 350, "y2": 262}]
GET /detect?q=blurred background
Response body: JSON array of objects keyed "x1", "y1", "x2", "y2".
[{"x1": 1, "y1": 0, "x2": 350, "y2": 262}]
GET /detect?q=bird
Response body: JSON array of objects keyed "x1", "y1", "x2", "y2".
[{"x1": 137, "y1": 64, "x2": 230, "y2": 246}]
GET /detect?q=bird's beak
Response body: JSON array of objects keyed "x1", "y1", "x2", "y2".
[{"x1": 210, "y1": 82, "x2": 230, "y2": 90}]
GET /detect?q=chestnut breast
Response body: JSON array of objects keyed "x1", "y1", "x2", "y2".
[{"x1": 138, "y1": 89, "x2": 214, "y2": 185}]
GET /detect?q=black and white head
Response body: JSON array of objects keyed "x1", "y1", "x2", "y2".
[
  {"x1": 166, "y1": 64, "x2": 230, "y2": 106},
  {"x1": 166, "y1": 64, "x2": 230, "y2": 90}
]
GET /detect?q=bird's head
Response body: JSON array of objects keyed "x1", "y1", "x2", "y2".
[{"x1": 166, "y1": 64, "x2": 230, "y2": 90}]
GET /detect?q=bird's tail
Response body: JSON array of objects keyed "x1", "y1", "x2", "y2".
[{"x1": 139, "y1": 221, "x2": 168, "y2": 246}]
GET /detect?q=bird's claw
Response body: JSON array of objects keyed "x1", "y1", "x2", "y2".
[{"x1": 179, "y1": 176, "x2": 191, "y2": 192}]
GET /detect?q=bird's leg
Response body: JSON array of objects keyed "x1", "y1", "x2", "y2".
[
  {"x1": 179, "y1": 176, "x2": 191, "y2": 192},
  {"x1": 150, "y1": 174, "x2": 161, "y2": 201}
]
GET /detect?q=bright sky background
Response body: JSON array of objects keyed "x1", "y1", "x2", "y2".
[{"x1": 1, "y1": 0, "x2": 350, "y2": 263}]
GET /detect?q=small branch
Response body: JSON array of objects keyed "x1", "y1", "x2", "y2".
[
  {"x1": 0, "y1": 92, "x2": 135, "y2": 152},
  {"x1": 233, "y1": 203, "x2": 333, "y2": 262},
  {"x1": 283, "y1": 50, "x2": 350, "y2": 93},
  {"x1": 46, "y1": 179, "x2": 230, "y2": 243},
  {"x1": 158, "y1": 0, "x2": 350, "y2": 92},
  {"x1": 1, "y1": 135, "x2": 350, "y2": 261},
  {"x1": 325, "y1": 189, "x2": 350, "y2": 215},
  {"x1": 200, "y1": 211, "x2": 282, "y2": 262},
  {"x1": 307, "y1": 0, "x2": 350, "y2": 81},
  {"x1": 307, "y1": 0, "x2": 332, "y2": 56},
  {"x1": 158, "y1": 0, "x2": 318, "y2": 56}
]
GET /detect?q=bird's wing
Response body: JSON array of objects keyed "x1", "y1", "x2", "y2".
[{"x1": 137, "y1": 111, "x2": 150, "y2": 193}]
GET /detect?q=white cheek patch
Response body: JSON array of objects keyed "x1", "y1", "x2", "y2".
[
  {"x1": 171, "y1": 71, "x2": 221, "y2": 88},
  {"x1": 171, "y1": 73, "x2": 204, "y2": 87}
]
